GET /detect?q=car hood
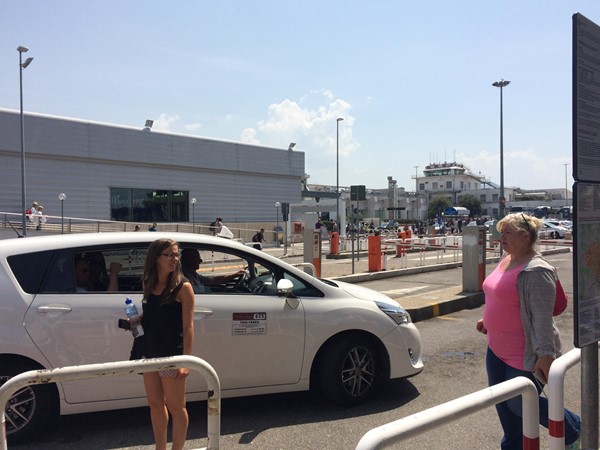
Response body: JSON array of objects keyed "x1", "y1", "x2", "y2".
[{"x1": 330, "y1": 280, "x2": 400, "y2": 307}]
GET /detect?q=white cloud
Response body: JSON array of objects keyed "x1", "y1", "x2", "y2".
[
  {"x1": 245, "y1": 90, "x2": 360, "y2": 158},
  {"x1": 240, "y1": 127, "x2": 259, "y2": 144},
  {"x1": 152, "y1": 113, "x2": 181, "y2": 131}
]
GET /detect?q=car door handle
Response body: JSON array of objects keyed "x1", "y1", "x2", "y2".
[
  {"x1": 37, "y1": 305, "x2": 73, "y2": 314},
  {"x1": 194, "y1": 307, "x2": 213, "y2": 318}
]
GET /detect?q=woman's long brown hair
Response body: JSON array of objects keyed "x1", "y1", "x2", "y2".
[{"x1": 142, "y1": 238, "x2": 185, "y2": 303}]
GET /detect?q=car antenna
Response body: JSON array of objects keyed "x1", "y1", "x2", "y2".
[{"x1": 7, "y1": 219, "x2": 24, "y2": 238}]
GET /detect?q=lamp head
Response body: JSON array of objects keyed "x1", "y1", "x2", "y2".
[
  {"x1": 492, "y1": 79, "x2": 510, "y2": 88},
  {"x1": 288, "y1": 142, "x2": 296, "y2": 151},
  {"x1": 17, "y1": 46, "x2": 29, "y2": 53},
  {"x1": 337, "y1": 117, "x2": 344, "y2": 123},
  {"x1": 191, "y1": 197, "x2": 197, "y2": 205},
  {"x1": 21, "y1": 57, "x2": 34, "y2": 69},
  {"x1": 58, "y1": 193, "x2": 67, "y2": 201}
]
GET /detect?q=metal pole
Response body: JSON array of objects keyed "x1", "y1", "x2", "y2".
[
  {"x1": 19, "y1": 52, "x2": 26, "y2": 237},
  {"x1": 499, "y1": 85, "x2": 505, "y2": 219},
  {"x1": 61, "y1": 200, "x2": 64, "y2": 234},
  {"x1": 336, "y1": 118, "x2": 343, "y2": 234},
  {"x1": 493, "y1": 79, "x2": 510, "y2": 220},
  {"x1": 414, "y1": 166, "x2": 419, "y2": 220},
  {"x1": 564, "y1": 163, "x2": 569, "y2": 206},
  {"x1": 276, "y1": 203, "x2": 280, "y2": 247},
  {"x1": 581, "y1": 344, "x2": 599, "y2": 449}
]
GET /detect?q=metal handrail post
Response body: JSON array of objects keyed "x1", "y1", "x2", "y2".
[
  {"x1": 356, "y1": 376, "x2": 539, "y2": 450},
  {"x1": 0, "y1": 355, "x2": 220, "y2": 450}
]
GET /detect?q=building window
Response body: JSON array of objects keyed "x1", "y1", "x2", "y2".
[
  {"x1": 419, "y1": 183, "x2": 425, "y2": 191},
  {"x1": 446, "y1": 181, "x2": 452, "y2": 189},
  {"x1": 480, "y1": 195, "x2": 486, "y2": 202},
  {"x1": 432, "y1": 182, "x2": 438, "y2": 190},
  {"x1": 492, "y1": 194, "x2": 499, "y2": 202},
  {"x1": 110, "y1": 188, "x2": 189, "y2": 222}
]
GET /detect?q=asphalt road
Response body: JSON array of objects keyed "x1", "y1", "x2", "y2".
[{"x1": 13, "y1": 253, "x2": 581, "y2": 450}]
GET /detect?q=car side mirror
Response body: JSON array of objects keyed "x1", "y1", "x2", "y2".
[
  {"x1": 277, "y1": 279, "x2": 294, "y2": 296},
  {"x1": 277, "y1": 279, "x2": 299, "y2": 309}
]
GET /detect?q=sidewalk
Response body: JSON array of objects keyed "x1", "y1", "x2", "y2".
[{"x1": 262, "y1": 243, "x2": 570, "y2": 323}]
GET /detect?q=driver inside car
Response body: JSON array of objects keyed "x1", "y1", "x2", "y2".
[{"x1": 180, "y1": 248, "x2": 245, "y2": 293}]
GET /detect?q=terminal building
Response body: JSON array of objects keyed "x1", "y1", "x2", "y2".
[{"x1": 0, "y1": 109, "x2": 304, "y2": 225}]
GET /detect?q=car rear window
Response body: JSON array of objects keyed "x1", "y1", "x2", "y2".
[{"x1": 7, "y1": 250, "x2": 54, "y2": 294}]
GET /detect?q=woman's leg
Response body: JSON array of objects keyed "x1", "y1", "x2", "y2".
[
  {"x1": 486, "y1": 348, "x2": 524, "y2": 450},
  {"x1": 162, "y1": 376, "x2": 189, "y2": 450},
  {"x1": 144, "y1": 372, "x2": 169, "y2": 450}
]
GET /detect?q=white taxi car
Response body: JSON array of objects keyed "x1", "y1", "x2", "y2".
[{"x1": 0, "y1": 232, "x2": 423, "y2": 442}]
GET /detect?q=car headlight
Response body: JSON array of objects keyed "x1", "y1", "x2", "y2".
[{"x1": 375, "y1": 301, "x2": 412, "y2": 325}]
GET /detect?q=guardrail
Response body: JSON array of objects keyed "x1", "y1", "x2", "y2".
[
  {"x1": 0, "y1": 355, "x2": 220, "y2": 450},
  {"x1": 355, "y1": 376, "x2": 539, "y2": 450}
]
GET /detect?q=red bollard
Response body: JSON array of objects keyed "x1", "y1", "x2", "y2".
[
  {"x1": 368, "y1": 235, "x2": 382, "y2": 272},
  {"x1": 330, "y1": 231, "x2": 339, "y2": 255}
]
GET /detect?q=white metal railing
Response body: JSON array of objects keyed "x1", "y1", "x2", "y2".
[
  {"x1": 355, "y1": 377, "x2": 539, "y2": 450},
  {"x1": 546, "y1": 344, "x2": 600, "y2": 450},
  {"x1": 0, "y1": 355, "x2": 220, "y2": 450}
]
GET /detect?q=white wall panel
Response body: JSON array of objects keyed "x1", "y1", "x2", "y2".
[{"x1": 0, "y1": 109, "x2": 303, "y2": 222}]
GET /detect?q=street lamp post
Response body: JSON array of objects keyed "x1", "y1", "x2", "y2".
[
  {"x1": 191, "y1": 198, "x2": 197, "y2": 232},
  {"x1": 18, "y1": 46, "x2": 33, "y2": 237},
  {"x1": 564, "y1": 163, "x2": 569, "y2": 206},
  {"x1": 492, "y1": 79, "x2": 510, "y2": 219},
  {"x1": 275, "y1": 201, "x2": 281, "y2": 247},
  {"x1": 414, "y1": 165, "x2": 419, "y2": 220},
  {"x1": 58, "y1": 193, "x2": 66, "y2": 234},
  {"x1": 336, "y1": 118, "x2": 344, "y2": 232}
]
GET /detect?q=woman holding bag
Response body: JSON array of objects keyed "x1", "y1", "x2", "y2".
[{"x1": 475, "y1": 213, "x2": 580, "y2": 449}]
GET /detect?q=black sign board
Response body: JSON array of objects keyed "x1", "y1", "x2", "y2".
[{"x1": 350, "y1": 185, "x2": 366, "y2": 201}]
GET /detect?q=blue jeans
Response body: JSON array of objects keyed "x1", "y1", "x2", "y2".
[{"x1": 486, "y1": 347, "x2": 580, "y2": 449}]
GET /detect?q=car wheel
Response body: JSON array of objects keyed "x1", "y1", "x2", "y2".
[
  {"x1": 1, "y1": 360, "x2": 58, "y2": 444},
  {"x1": 319, "y1": 335, "x2": 382, "y2": 406}
]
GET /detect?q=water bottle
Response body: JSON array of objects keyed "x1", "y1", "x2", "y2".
[{"x1": 124, "y1": 297, "x2": 144, "y2": 338}]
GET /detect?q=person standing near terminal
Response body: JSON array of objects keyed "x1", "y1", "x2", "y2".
[
  {"x1": 475, "y1": 213, "x2": 580, "y2": 449},
  {"x1": 137, "y1": 238, "x2": 195, "y2": 450}
]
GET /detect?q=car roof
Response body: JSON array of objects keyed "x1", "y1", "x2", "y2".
[{"x1": 0, "y1": 232, "x2": 251, "y2": 257}]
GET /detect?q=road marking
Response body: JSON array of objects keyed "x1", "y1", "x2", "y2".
[{"x1": 381, "y1": 286, "x2": 429, "y2": 296}]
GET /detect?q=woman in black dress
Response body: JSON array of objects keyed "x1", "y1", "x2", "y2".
[{"x1": 140, "y1": 238, "x2": 194, "y2": 450}]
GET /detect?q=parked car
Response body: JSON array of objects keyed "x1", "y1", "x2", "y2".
[
  {"x1": 540, "y1": 221, "x2": 569, "y2": 239},
  {"x1": 0, "y1": 232, "x2": 423, "y2": 442}
]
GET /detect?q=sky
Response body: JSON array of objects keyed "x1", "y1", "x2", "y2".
[{"x1": 2, "y1": 1, "x2": 600, "y2": 192}]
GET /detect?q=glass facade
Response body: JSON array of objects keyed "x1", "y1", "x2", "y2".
[{"x1": 110, "y1": 188, "x2": 189, "y2": 222}]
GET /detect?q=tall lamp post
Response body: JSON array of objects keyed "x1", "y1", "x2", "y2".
[
  {"x1": 414, "y1": 165, "x2": 419, "y2": 220},
  {"x1": 563, "y1": 163, "x2": 569, "y2": 206},
  {"x1": 58, "y1": 193, "x2": 66, "y2": 234},
  {"x1": 191, "y1": 198, "x2": 197, "y2": 232},
  {"x1": 275, "y1": 201, "x2": 281, "y2": 247},
  {"x1": 492, "y1": 79, "x2": 510, "y2": 219},
  {"x1": 18, "y1": 46, "x2": 33, "y2": 236},
  {"x1": 336, "y1": 117, "x2": 344, "y2": 231}
]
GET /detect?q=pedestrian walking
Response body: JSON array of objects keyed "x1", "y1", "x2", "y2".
[{"x1": 475, "y1": 213, "x2": 580, "y2": 450}]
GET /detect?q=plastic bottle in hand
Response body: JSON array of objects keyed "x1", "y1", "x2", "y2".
[{"x1": 124, "y1": 297, "x2": 144, "y2": 338}]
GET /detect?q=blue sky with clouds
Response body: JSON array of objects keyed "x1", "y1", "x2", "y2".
[{"x1": 2, "y1": 1, "x2": 599, "y2": 191}]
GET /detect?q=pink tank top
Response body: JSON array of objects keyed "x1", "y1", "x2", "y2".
[{"x1": 482, "y1": 260, "x2": 526, "y2": 370}]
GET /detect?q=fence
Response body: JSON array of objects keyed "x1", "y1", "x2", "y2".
[
  {"x1": 0, "y1": 355, "x2": 220, "y2": 450},
  {"x1": 355, "y1": 376, "x2": 540, "y2": 450}
]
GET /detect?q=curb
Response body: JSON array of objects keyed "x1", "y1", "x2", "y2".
[{"x1": 406, "y1": 292, "x2": 485, "y2": 323}]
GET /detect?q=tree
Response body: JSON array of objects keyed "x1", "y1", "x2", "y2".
[
  {"x1": 428, "y1": 196, "x2": 452, "y2": 219},
  {"x1": 459, "y1": 194, "x2": 482, "y2": 217}
]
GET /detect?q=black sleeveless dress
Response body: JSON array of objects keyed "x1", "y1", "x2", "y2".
[{"x1": 130, "y1": 284, "x2": 184, "y2": 359}]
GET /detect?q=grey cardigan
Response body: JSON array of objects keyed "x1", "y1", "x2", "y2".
[{"x1": 517, "y1": 254, "x2": 562, "y2": 371}]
